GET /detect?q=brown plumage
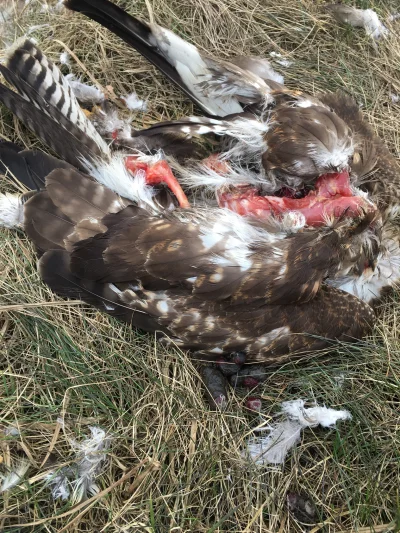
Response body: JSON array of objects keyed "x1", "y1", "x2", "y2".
[
  {"x1": 0, "y1": 39, "x2": 109, "y2": 171},
  {"x1": 3, "y1": 165, "x2": 372, "y2": 365},
  {"x1": 62, "y1": 0, "x2": 400, "y2": 308},
  {"x1": 0, "y1": 8, "x2": 395, "y2": 378},
  {"x1": 64, "y1": 0, "x2": 357, "y2": 184}
]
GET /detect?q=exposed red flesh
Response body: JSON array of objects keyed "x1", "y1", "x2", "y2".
[
  {"x1": 125, "y1": 156, "x2": 190, "y2": 208},
  {"x1": 217, "y1": 171, "x2": 375, "y2": 227},
  {"x1": 245, "y1": 397, "x2": 262, "y2": 411},
  {"x1": 202, "y1": 154, "x2": 232, "y2": 175}
]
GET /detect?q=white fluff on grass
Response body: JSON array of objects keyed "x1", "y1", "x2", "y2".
[
  {"x1": 0, "y1": 459, "x2": 30, "y2": 492},
  {"x1": 70, "y1": 426, "x2": 110, "y2": 502},
  {"x1": 46, "y1": 426, "x2": 110, "y2": 502},
  {"x1": 275, "y1": 58, "x2": 292, "y2": 68},
  {"x1": 328, "y1": 6, "x2": 388, "y2": 41},
  {"x1": 65, "y1": 74, "x2": 105, "y2": 105},
  {"x1": 45, "y1": 470, "x2": 71, "y2": 501},
  {"x1": 244, "y1": 399, "x2": 352, "y2": 465},
  {"x1": 121, "y1": 92, "x2": 148, "y2": 112},
  {"x1": 59, "y1": 51, "x2": 71, "y2": 66}
]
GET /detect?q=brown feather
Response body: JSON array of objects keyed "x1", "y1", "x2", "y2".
[
  {"x1": 24, "y1": 191, "x2": 74, "y2": 253},
  {"x1": 45, "y1": 168, "x2": 128, "y2": 224}
]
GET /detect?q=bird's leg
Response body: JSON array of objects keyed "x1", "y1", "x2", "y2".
[{"x1": 125, "y1": 156, "x2": 190, "y2": 208}]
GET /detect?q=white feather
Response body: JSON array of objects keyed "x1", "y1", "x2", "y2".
[
  {"x1": 148, "y1": 24, "x2": 243, "y2": 117},
  {"x1": 330, "y1": 6, "x2": 388, "y2": 41},
  {"x1": 1, "y1": 459, "x2": 30, "y2": 492},
  {"x1": 244, "y1": 399, "x2": 351, "y2": 465},
  {"x1": 173, "y1": 160, "x2": 265, "y2": 191},
  {"x1": 69, "y1": 426, "x2": 110, "y2": 503},
  {"x1": 83, "y1": 154, "x2": 158, "y2": 210},
  {"x1": 0, "y1": 194, "x2": 24, "y2": 228},
  {"x1": 275, "y1": 59, "x2": 292, "y2": 68},
  {"x1": 59, "y1": 51, "x2": 70, "y2": 66},
  {"x1": 65, "y1": 74, "x2": 105, "y2": 105},
  {"x1": 45, "y1": 470, "x2": 71, "y2": 501},
  {"x1": 90, "y1": 107, "x2": 132, "y2": 140},
  {"x1": 121, "y1": 92, "x2": 148, "y2": 112},
  {"x1": 308, "y1": 140, "x2": 354, "y2": 171}
]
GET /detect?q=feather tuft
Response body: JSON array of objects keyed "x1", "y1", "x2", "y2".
[
  {"x1": 45, "y1": 469, "x2": 71, "y2": 501},
  {"x1": 0, "y1": 193, "x2": 24, "y2": 228},
  {"x1": 82, "y1": 154, "x2": 158, "y2": 210},
  {"x1": 0, "y1": 459, "x2": 30, "y2": 492},
  {"x1": 121, "y1": 92, "x2": 148, "y2": 112},
  {"x1": 244, "y1": 399, "x2": 351, "y2": 465},
  {"x1": 326, "y1": 5, "x2": 388, "y2": 41},
  {"x1": 70, "y1": 426, "x2": 110, "y2": 503},
  {"x1": 65, "y1": 74, "x2": 105, "y2": 105}
]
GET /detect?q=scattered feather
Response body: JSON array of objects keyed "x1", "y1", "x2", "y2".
[
  {"x1": 326, "y1": 5, "x2": 388, "y2": 41},
  {"x1": 65, "y1": 74, "x2": 105, "y2": 105},
  {"x1": 121, "y1": 92, "x2": 148, "y2": 112},
  {"x1": 26, "y1": 24, "x2": 50, "y2": 35},
  {"x1": 390, "y1": 93, "x2": 399, "y2": 104},
  {"x1": 59, "y1": 51, "x2": 71, "y2": 66},
  {"x1": 40, "y1": 0, "x2": 63, "y2": 13},
  {"x1": 275, "y1": 58, "x2": 292, "y2": 67},
  {"x1": 244, "y1": 399, "x2": 352, "y2": 465},
  {"x1": 0, "y1": 193, "x2": 24, "y2": 229},
  {"x1": 90, "y1": 106, "x2": 132, "y2": 140},
  {"x1": 3, "y1": 425, "x2": 20, "y2": 437},
  {"x1": 0, "y1": 459, "x2": 30, "y2": 492},
  {"x1": 333, "y1": 373, "x2": 346, "y2": 389},
  {"x1": 45, "y1": 469, "x2": 71, "y2": 501},
  {"x1": 69, "y1": 426, "x2": 110, "y2": 503}
]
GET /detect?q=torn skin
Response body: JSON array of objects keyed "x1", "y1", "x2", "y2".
[
  {"x1": 125, "y1": 156, "x2": 190, "y2": 208},
  {"x1": 217, "y1": 171, "x2": 376, "y2": 226}
]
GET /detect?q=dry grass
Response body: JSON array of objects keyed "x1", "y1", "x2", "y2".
[{"x1": 0, "y1": 0, "x2": 400, "y2": 531}]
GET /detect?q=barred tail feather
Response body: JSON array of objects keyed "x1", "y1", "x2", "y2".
[
  {"x1": 0, "y1": 83, "x2": 101, "y2": 171},
  {"x1": 4, "y1": 38, "x2": 109, "y2": 155}
]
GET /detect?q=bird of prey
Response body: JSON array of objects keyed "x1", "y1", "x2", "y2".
[
  {"x1": 0, "y1": 36, "x2": 378, "y2": 379},
  {"x1": 64, "y1": 0, "x2": 400, "y2": 306},
  {"x1": 0, "y1": 149, "x2": 375, "y2": 362}
]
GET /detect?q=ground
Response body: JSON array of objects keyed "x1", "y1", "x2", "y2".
[{"x1": 0, "y1": 0, "x2": 400, "y2": 531}]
